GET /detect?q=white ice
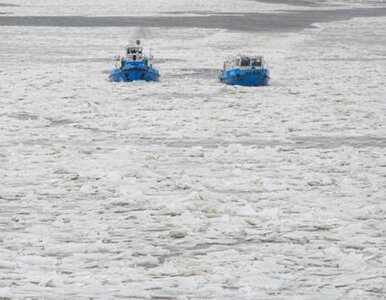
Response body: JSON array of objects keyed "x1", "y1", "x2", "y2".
[
  {"x1": 2, "y1": 0, "x2": 386, "y2": 16},
  {"x1": 0, "y1": 1, "x2": 386, "y2": 299}
]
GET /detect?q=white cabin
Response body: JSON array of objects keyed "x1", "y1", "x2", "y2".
[
  {"x1": 224, "y1": 55, "x2": 267, "y2": 71},
  {"x1": 126, "y1": 40, "x2": 143, "y2": 62}
]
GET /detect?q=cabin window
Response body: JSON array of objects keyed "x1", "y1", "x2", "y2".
[
  {"x1": 252, "y1": 59, "x2": 262, "y2": 67},
  {"x1": 240, "y1": 57, "x2": 250, "y2": 67}
]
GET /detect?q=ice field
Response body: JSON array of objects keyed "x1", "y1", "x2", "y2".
[
  {"x1": 2, "y1": 0, "x2": 386, "y2": 16},
  {"x1": 0, "y1": 0, "x2": 386, "y2": 299}
]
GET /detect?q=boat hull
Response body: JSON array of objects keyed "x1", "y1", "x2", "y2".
[
  {"x1": 220, "y1": 68, "x2": 269, "y2": 86},
  {"x1": 109, "y1": 62, "x2": 159, "y2": 82}
]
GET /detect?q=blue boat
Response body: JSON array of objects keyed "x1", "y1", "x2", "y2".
[
  {"x1": 109, "y1": 40, "x2": 159, "y2": 82},
  {"x1": 219, "y1": 55, "x2": 270, "y2": 86}
]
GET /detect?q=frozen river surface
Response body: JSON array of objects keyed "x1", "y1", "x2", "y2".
[{"x1": 0, "y1": 1, "x2": 386, "y2": 299}]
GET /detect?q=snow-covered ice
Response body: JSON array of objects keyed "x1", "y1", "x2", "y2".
[
  {"x1": 3, "y1": 0, "x2": 385, "y2": 17},
  {"x1": 0, "y1": 0, "x2": 386, "y2": 299}
]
